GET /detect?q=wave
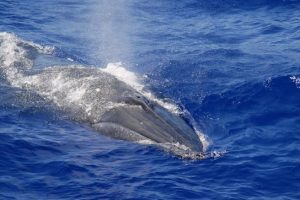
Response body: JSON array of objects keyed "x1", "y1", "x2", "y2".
[
  {"x1": 185, "y1": 0, "x2": 300, "y2": 11},
  {"x1": 199, "y1": 75, "x2": 300, "y2": 115}
]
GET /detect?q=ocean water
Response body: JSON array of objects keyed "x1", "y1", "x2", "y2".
[{"x1": 0, "y1": 0, "x2": 300, "y2": 199}]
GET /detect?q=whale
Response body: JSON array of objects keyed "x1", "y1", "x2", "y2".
[
  {"x1": 0, "y1": 32, "x2": 205, "y2": 159},
  {"x1": 22, "y1": 67, "x2": 204, "y2": 158}
]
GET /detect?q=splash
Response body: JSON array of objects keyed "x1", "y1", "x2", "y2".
[
  {"x1": 0, "y1": 32, "x2": 53, "y2": 85},
  {"x1": 89, "y1": 0, "x2": 134, "y2": 63},
  {"x1": 290, "y1": 76, "x2": 300, "y2": 88},
  {"x1": 102, "y1": 62, "x2": 144, "y2": 91}
]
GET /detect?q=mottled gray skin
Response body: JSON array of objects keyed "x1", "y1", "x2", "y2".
[{"x1": 24, "y1": 67, "x2": 204, "y2": 156}]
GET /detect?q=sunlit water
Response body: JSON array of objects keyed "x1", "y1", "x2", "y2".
[{"x1": 0, "y1": 0, "x2": 300, "y2": 199}]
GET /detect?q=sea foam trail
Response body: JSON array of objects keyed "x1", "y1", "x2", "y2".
[{"x1": 0, "y1": 32, "x2": 210, "y2": 156}]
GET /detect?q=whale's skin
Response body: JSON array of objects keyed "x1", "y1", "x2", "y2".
[{"x1": 0, "y1": 32, "x2": 204, "y2": 158}]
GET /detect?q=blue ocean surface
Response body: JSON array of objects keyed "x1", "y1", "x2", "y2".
[{"x1": 0, "y1": 0, "x2": 300, "y2": 199}]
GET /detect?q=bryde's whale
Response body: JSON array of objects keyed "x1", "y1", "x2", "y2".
[{"x1": 0, "y1": 32, "x2": 205, "y2": 159}]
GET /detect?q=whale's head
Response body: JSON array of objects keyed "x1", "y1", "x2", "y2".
[{"x1": 93, "y1": 92, "x2": 203, "y2": 157}]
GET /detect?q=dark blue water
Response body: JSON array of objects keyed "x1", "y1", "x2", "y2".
[{"x1": 1, "y1": 0, "x2": 300, "y2": 199}]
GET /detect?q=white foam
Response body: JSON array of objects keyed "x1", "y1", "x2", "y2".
[
  {"x1": 0, "y1": 32, "x2": 54, "y2": 86},
  {"x1": 137, "y1": 139, "x2": 155, "y2": 145},
  {"x1": 101, "y1": 62, "x2": 144, "y2": 91},
  {"x1": 210, "y1": 150, "x2": 227, "y2": 159},
  {"x1": 290, "y1": 76, "x2": 300, "y2": 88},
  {"x1": 0, "y1": 32, "x2": 53, "y2": 57},
  {"x1": 196, "y1": 129, "x2": 210, "y2": 152},
  {"x1": 66, "y1": 85, "x2": 87, "y2": 103}
]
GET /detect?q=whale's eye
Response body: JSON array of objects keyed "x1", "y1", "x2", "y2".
[{"x1": 121, "y1": 95, "x2": 150, "y2": 111}]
